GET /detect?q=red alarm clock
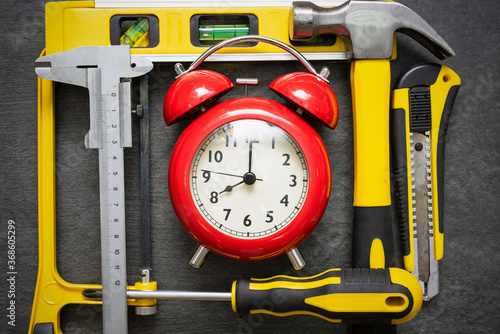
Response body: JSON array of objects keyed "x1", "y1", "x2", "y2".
[{"x1": 164, "y1": 36, "x2": 339, "y2": 269}]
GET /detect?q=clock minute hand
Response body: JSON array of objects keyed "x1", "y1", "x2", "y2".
[{"x1": 202, "y1": 169, "x2": 263, "y2": 182}]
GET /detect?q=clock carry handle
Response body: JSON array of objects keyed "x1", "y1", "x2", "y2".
[
  {"x1": 164, "y1": 35, "x2": 339, "y2": 129},
  {"x1": 174, "y1": 35, "x2": 330, "y2": 82}
]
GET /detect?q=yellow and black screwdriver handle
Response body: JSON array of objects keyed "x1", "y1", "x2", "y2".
[
  {"x1": 391, "y1": 63, "x2": 461, "y2": 271},
  {"x1": 232, "y1": 268, "x2": 423, "y2": 325}
]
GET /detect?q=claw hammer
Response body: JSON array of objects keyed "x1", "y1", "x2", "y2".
[{"x1": 290, "y1": 0, "x2": 455, "y2": 270}]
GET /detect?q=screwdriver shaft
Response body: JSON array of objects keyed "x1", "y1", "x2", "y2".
[
  {"x1": 83, "y1": 289, "x2": 231, "y2": 302},
  {"x1": 129, "y1": 290, "x2": 232, "y2": 301}
]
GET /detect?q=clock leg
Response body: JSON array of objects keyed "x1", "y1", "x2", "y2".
[
  {"x1": 287, "y1": 247, "x2": 306, "y2": 270},
  {"x1": 189, "y1": 245, "x2": 210, "y2": 268}
]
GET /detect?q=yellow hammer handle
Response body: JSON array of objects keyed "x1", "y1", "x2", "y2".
[{"x1": 351, "y1": 59, "x2": 394, "y2": 269}]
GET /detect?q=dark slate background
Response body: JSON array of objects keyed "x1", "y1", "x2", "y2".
[{"x1": 1, "y1": 0, "x2": 499, "y2": 333}]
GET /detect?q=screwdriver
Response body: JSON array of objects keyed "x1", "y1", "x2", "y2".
[{"x1": 83, "y1": 268, "x2": 422, "y2": 325}]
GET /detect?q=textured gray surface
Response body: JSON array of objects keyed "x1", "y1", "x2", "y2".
[{"x1": 1, "y1": 0, "x2": 499, "y2": 333}]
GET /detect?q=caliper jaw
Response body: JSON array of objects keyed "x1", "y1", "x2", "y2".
[{"x1": 35, "y1": 46, "x2": 153, "y2": 149}]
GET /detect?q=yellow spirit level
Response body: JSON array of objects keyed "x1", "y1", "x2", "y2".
[{"x1": 44, "y1": 0, "x2": 349, "y2": 60}]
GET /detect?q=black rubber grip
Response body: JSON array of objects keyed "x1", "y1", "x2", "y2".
[
  {"x1": 410, "y1": 86, "x2": 432, "y2": 133},
  {"x1": 352, "y1": 206, "x2": 394, "y2": 269},
  {"x1": 33, "y1": 323, "x2": 55, "y2": 334},
  {"x1": 395, "y1": 63, "x2": 441, "y2": 89},
  {"x1": 437, "y1": 85, "x2": 461, "y2": 234},
  {"x1": 390, "y1": 108, "x2": 411, "y2": 257}
]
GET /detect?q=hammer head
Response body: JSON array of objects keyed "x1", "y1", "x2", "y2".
[{"x1": 290, "y1": 1, "x2": 455, "y2": 60}]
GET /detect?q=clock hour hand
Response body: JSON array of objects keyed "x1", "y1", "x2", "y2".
[
  {"x1": 219, "y1": 172, "x2": 262, "y2": 194},
  {"x1": 219, "y1": 180, "x2": 245, "y2": 194}
]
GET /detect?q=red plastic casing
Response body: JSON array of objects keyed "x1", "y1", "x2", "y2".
[
  {"x1": 163, "y1": 69, "x2": 234, "y2": 125},
  {"x1": 169, "y1": 97, "x2": 331, "y2": 261},
  {"x1": 270, "y1": 72, "x2": 339, "y2": 129}
]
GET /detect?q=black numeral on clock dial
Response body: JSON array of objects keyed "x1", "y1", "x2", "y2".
[
  {"x1": 202, "y1": 170, "x2": 211, "y2": 183},
  {"x1": 208, "y1": 150, "x2": 223, "y2": 163},
  {"x1": 210, "y1": 191, "x2": 219, "y2": 203},
  {"x1": 282, "y1": 153, "x2": 291, "y2": 166},
  {"x1": 243, "y1": 215, "x2": 252, "y2": 227},
  {"x1": 223, "y1": 209, "x2": 231, "y2": 220}
]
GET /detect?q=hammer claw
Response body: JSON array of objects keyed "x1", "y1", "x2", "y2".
[{"x1": 397, "y1": 26, "x2": 455, "y2": 60}]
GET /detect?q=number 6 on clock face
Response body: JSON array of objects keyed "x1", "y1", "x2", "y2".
[{"x1": 169, "y1": 98, "x2": 331, "y2": 261}]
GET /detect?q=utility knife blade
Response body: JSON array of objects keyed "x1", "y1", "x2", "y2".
[{"x1": 391, "y1": 63, "x2": 461, "y2": 301}]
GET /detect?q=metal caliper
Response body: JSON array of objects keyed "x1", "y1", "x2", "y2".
[{"x1": 35, "y1": 45, "x2": 153, "y2": 333}]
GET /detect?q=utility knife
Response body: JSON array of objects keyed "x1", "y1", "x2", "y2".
[{"x1": 391, "y1": 63, "x2": 461, "y2": 301}]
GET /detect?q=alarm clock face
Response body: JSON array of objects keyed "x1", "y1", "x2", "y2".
[
  {"x1": 169, "y1": 97, "x2": 330, "y2": 261},
  {"x1": 190, "y1": 119, "x2": 308, "y2": 238}
]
